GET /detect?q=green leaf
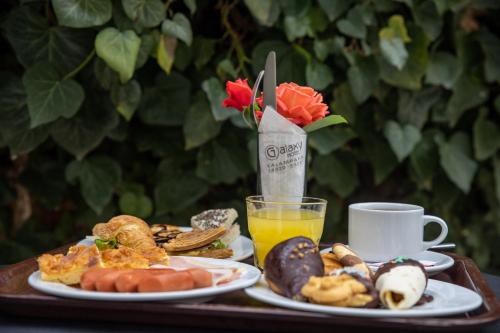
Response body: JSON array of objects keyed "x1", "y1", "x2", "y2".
[
  {"x1": 135, "y1": 33, "x2": 156, "y2": 69},
  {"x1": 4, "y1": 6, "x2": 94, "y2": 74},
  {"x1": 93, "y1": 58, "x2": 119, "y2": 90},
  {"x1": 183, "y1": 0, "x2": 197, "y2": 14},
  {"x1": 308, "y1": 127, "x2": 356, "y2": 155},
  {"x1": 331, "y1": 83, "x2": 357, "y2": 124},
  {"x1": 52, "y1": 0, "x2": 112, "y2": 28},
  {"x1": 184, "y1": 93, "x2": 221, "y2": 150},
  {"x1": 284, "y1": 14, "x2": 313, "y2": 41},
  {"x1": 201, "y1": 77, "x2": 239, "y2": 121},
  {"x1": 303, "y1": 115, "x2": 348, "y2": 133},
  {"x1": 477, "y1": 29, "x2": 500, "y2": 83},
  {"x1": 0, "y1": 72, "x2": 49, "y2": 155},
  {"x1": 68, "y1": 155, "x2": 122, "y2": 213},
  {"x1": 119, "y1": 191, "x2": 153, "y2": 219},
  {"x1": 138, "y1": 72, "x2": 190, "y2": 126},
  {"x1": 306, "y1": 60, "x2": 333, "y2": 90},
  {"x1": 347, "y1": 56, "x2": 379, "y2": 103},
  {"x1": 397, "y1": 87, "x2": 441, "y2": 129},
  {"x1": 379, "y1": 25, "x2": 429, "y2": 90},
  {"x1": 217, "y1": 59, "x2": 238, "y2": 79},
  {"x1": 244, "y1": 0, "x2": 281, "y2": 26},
  {"x1": 252, "y1": 40, "x2": 306, "y2": 84},
  {"x1": 363, "y1": 135, "x2": 398, "y2": 185},
  {"x1": 425, "y1": 52, "x2": 461, "y2": 89},
  {"x1": 473, "y1": 109, "x2": 500, "y2": 160},
  {"x1": 437, "y1": 133, "x2": 478, "y2": 193},
  {"x1": 279, "y1": 0, "x2": 311, "y2": 17},
  {"x1": 313, "y1": 38, "x2": 337, "y2": 61},
  {"x1": 155, "y1": 175, "x2": 208, "y2": 215},
  {"x1": 379, "y1": 15, "x2": 411, "y2": 70},
  {"x1": 112, "y1": 0, "x2": 143, "y2": 33},
  {"x1": 51, "y1": 95, "x2": 119, "y2": 159},
  {"x1": 410, "y1": 133, "x2": 439, "y2": 182},
  {"x1": 318, "y1": 0, "x2": 353, "y2": 21},
  {"x1": 111, "y1": 80, "x2": 141, "y2": 121},
  {"x1": 161, "y1": 13, "x2": 193, "y2": 46},
  {"x1": 95, "y1": 28, "x2": 141, "y2": 83},
  {"x1": 196, "y1": 141, "x2": 251, "y2": 185},
  {"x1": 412, "y1": 0, "x2": 442, "y2": 40},
  {"x1": 156, "y1": 35, "x2": 177, "y2": 74},
  {"x1": 122, "y1": 0, "x2": 166, "y2": 28},
  {"x1": 23, "y1": 63, "x2": 85, "y2": 128},
  {"x1": 446, "y1": 74, "x2": 488, "y2": 127},
  {"x1": 337, "y1": 6, "x2": 366, "y2": 39},
  {"x1": 174, "y1": 41, "x2": 193, "y2": 71},
  {"x1": 384, "y1": 120, "x2": 422, "y2": 161},
  {"x1": 312, "y1": 153, "x2": 358, "y2": 198},
  {"x1": 192, "y1": 37, "x2": 216, "y2": 69}
]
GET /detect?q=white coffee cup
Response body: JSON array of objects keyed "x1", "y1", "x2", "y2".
[{"x1": 348, "y1": 202, "x2": 448, "y2": 262}]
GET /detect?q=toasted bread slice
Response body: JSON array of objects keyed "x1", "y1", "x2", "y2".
[
  {"x1": 162, "y1": 227, "x2": 226, "y2": 252},
  {"x1": 168, "y1": 248, "x2": 233, "y2": 259}
]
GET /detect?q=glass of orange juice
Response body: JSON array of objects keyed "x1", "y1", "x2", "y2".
[{"x1": 246, "y1": 196, "x2": 327, "y2": 269}]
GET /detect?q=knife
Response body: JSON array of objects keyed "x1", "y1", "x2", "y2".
[{"x1": 263, "y1": 51, "x2": 277, "y2": 112}]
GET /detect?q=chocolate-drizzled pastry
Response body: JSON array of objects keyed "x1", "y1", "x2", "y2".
[
  {"x1": 302, "y1": 267, "x2": 379, "y2": 308},
  {"x1": 374, "y1": 257, "x2": 428, "y2": 310},
  {"x1": 264, "y1": 236, "x2": 323, "y2": 300},
  {"x1": 332, "y1": 243, "x2": 373, "y2": 279}
]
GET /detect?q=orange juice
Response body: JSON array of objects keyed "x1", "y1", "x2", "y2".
[{"x1": 248, "y1": 208, "x2": 324, "y2": 268}]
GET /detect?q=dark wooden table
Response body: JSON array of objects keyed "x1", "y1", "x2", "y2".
[{"x1": 1, "y1": 273, "x2": 499, "y2": 333}]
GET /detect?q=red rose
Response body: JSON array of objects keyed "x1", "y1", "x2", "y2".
[{"x1": 222, "y1": 79, "x2": 252, "y2": 111}]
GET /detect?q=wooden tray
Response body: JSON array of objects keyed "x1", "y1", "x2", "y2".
[{"x1": 0, "y1": 244, "x2": 499, "y2": 332}]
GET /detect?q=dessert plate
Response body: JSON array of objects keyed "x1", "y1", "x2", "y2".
[
  {"x1": 245, "y1": 278, "x2": 482, "y2": 318},
  {"x1": 81, "y1": 227, "x2": 254, "y2": 262},
  {"x1": 320, "y1": 248, "x2": 454, "y2": 276},
  {"x1": 29, "y1": 257, "x2": 261, "y2": 302}
]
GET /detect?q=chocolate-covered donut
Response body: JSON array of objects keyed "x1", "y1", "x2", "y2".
[{"x1": 264, "y1": 236, "x2": 324, "y2": 300}]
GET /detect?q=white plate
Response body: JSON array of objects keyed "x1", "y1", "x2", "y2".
[
  {"x1": 29, "y1": 257, "x2": 261, "y2": 302},
  {"x1": 81, "y1": 227, "x2": 254, "y2": 262},
  {"x1": 320, "y1": 248, "x2": 454, "y2": 276},
  {"x1": 245, "y1": 278, "x2": 482, "y2": 318}
]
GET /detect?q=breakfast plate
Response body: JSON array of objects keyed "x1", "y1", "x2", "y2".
[
  {"x1": 245, "y1": 278, "x2": 483, "y2": 318},
  {"x1": 320, "y1": 248, "x2": 454, "y2": 276},
  {"x1": 80, "y1": 227, "x2": 254, "y2": 262},
  {"x1": 29, "y1": 257, "x2": 261, "y2": 302}
]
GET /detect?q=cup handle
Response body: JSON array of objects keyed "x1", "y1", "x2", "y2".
[{"x1": 422, "y1": 215, "x2": 448, "y2": 251}]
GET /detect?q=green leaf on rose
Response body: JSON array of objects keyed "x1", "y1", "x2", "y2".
[
  {"x1": 52, "y1": 0, "x2": 112, "y2": 28},
  {"x1": 95, "y1": 28, "x2": 141, "y2": 83},
  {"x1": 303, "y1": 115, "x2": 348, "y2": 133}
]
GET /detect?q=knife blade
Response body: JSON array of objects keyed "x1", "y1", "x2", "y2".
[{"x1": 263, "y1": 51, "x2": 277, "y2": 112}]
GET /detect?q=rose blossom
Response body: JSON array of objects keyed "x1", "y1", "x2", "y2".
[{"x1": 222, "y1": 79, "x2": 252, "y2": 111}]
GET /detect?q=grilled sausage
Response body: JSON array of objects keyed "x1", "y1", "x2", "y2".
[
  {"x1": 186, "y1": 268, "x2": 212, "y2": 288},
  {"x1": 137, "y1": 271, "x2": 194, "y2": 292},
  {"x1": 115, "y1": 269, "x2": 174, "y2": 292},
  {"x1": 80, "y1": 268, "x2": 116, "y2": 291},
  {"x1": 95, "y1": 270, "x2": 131, "y2": 292}
]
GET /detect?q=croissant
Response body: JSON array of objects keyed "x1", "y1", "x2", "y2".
[{"x1": 93, "y1": 215, "x2": 169, "y2": 265}]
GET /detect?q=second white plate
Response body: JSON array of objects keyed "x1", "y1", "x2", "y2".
[{"x1": 245, "y1": 278, "x2": 482, "y2": 318}]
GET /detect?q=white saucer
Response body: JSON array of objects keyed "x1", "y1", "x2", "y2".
[
  {"x1": 245, "y1": 278, "x2": 482, "y2": 318},
  {"x1": 320, "y1": 248, "x2": 454, "y2": 276},
  {"x1": 81, "y1": 227, "x2": 254, "y2": 262},
  {"x1": 29, "y1": 257, "x2": 261, "y2": 302}
]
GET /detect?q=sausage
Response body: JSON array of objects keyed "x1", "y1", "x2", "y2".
[
  {"x1": 95, "y1": 270, "x2": 131, "y2": 292},
  {"x1": 80, "y1": 268, "x2": 116, "y2": 291},
  {"x1": 115, "y1": 269, "x2": 174, "y2": 292},
  {"x1": 138, "y1": 271, "x2": 194, "y2": 292},
  {"x1": 186, "y1": 268, "x2": 212, "y2": 288}
]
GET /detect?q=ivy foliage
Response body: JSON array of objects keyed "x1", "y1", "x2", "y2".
[{"x1": 0, "y1": 0, "x2": 499, "y2": 270}]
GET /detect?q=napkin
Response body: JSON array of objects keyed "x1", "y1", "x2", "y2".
[{"x1": 258, "y1": 106, "x2": 307, "y2": 201}]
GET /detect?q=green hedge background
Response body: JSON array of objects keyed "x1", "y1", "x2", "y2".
[{"x1": 0, "y1": 0, "x2": 499, "y2": 271}]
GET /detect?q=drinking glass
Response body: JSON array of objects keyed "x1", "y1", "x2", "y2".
[{"x1": 246, "y1": 196, "x2": 327, "y2": 269}]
